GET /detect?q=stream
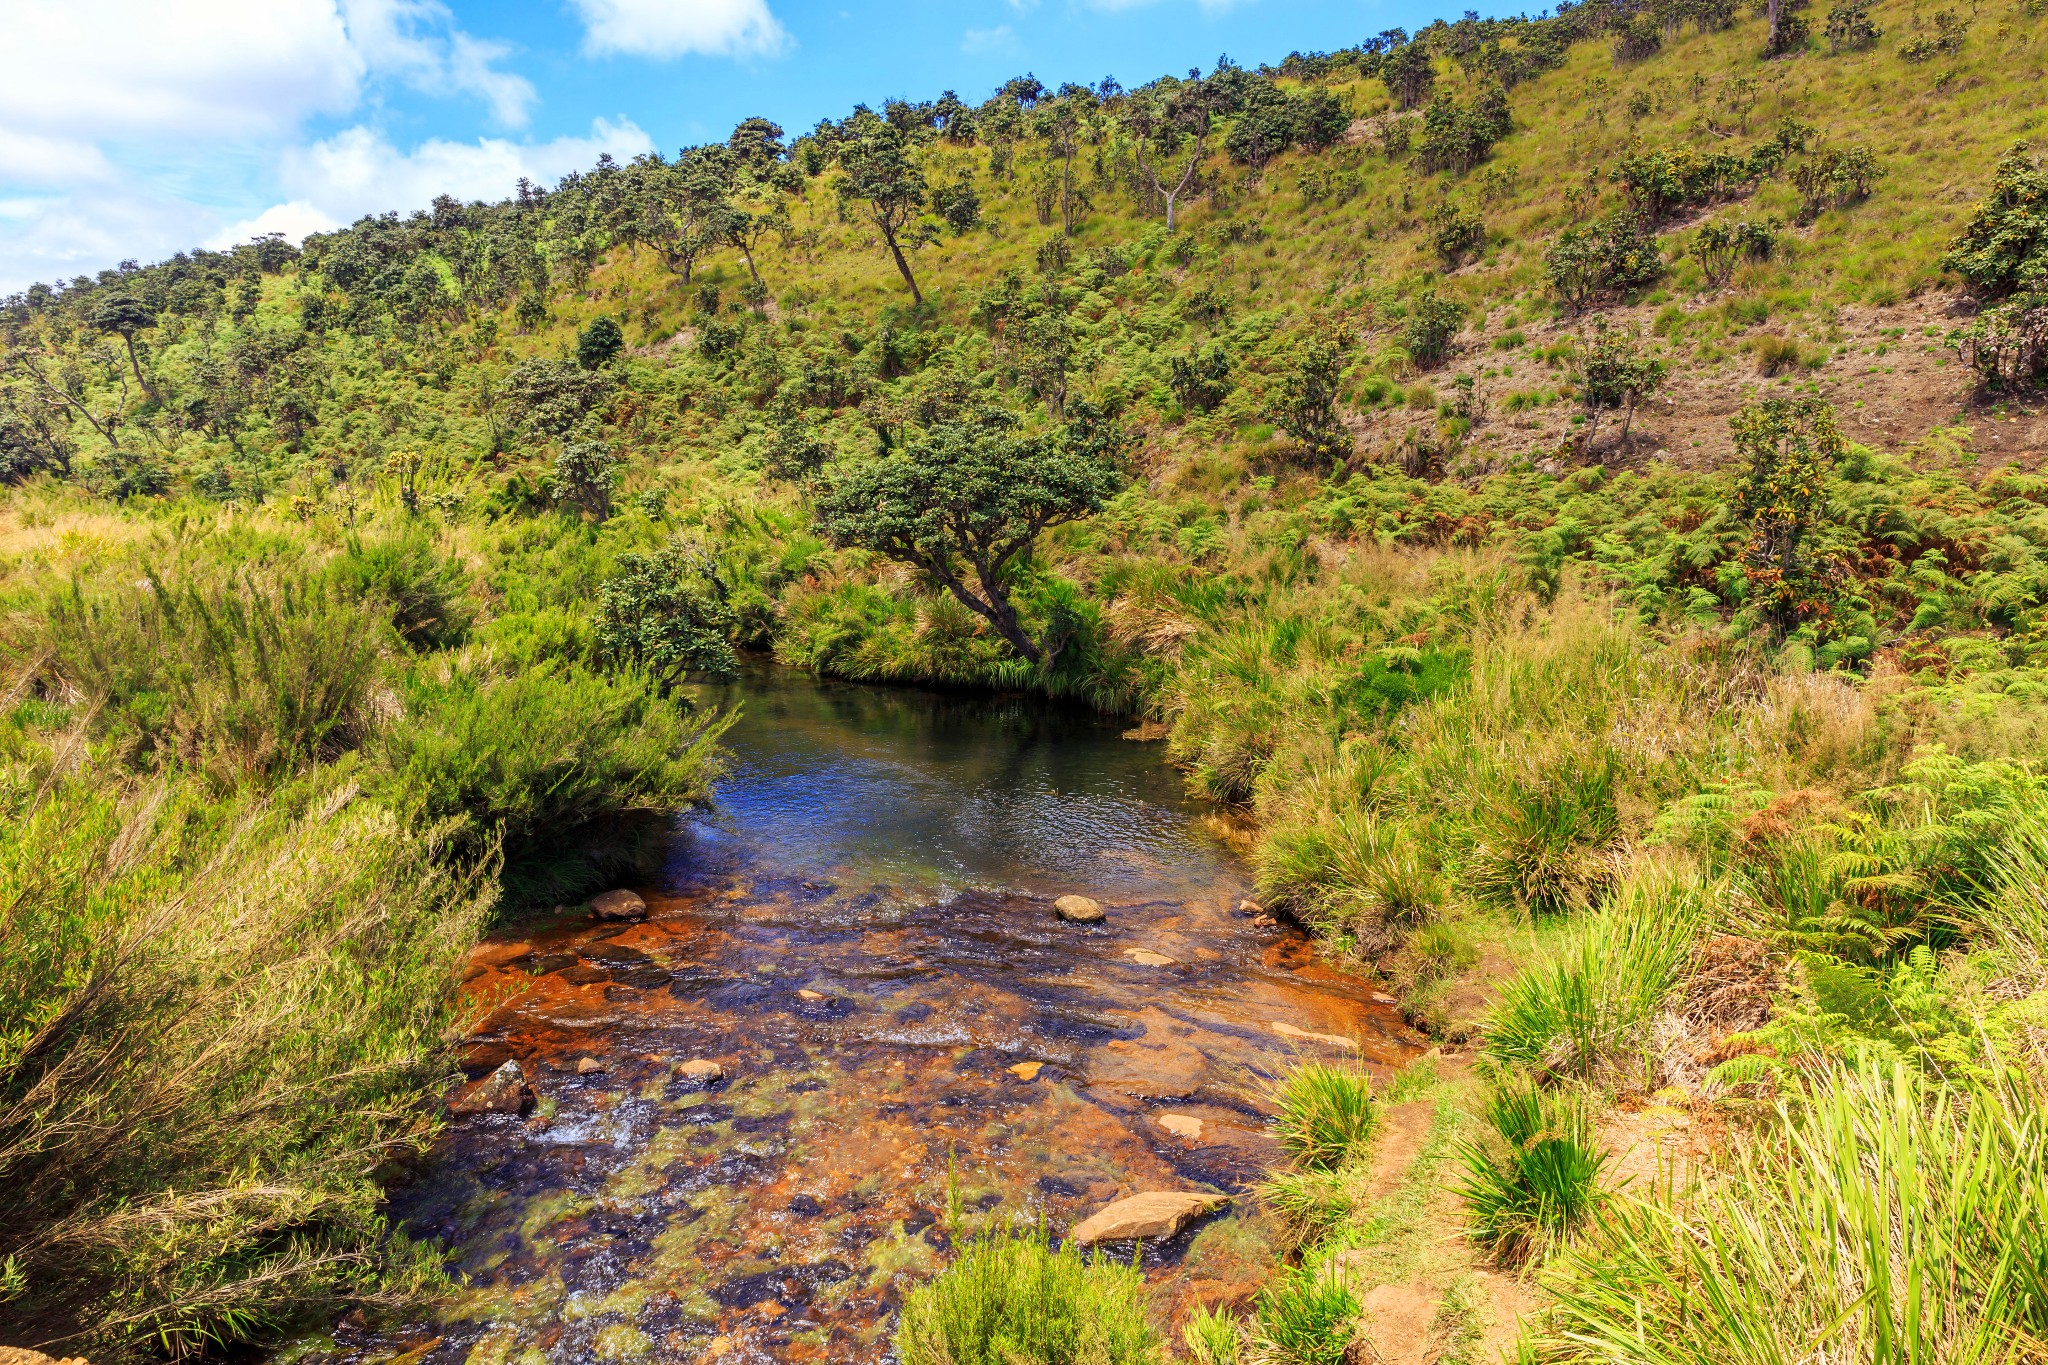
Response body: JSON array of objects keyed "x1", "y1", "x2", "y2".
[{"x1": 311, "y1": 667, "x2": 1419, "y2": 1364}]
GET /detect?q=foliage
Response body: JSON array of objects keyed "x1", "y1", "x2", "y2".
[
  {"x1": 1943, "y1": 142, "x2": 2048, "y2": 297},
  {"x1": 1535, "y1": 1062, "x2": 2048, "y2": 1361},
  {"x1": 596, "y1": 537, "x2": 739, "y2": 689},
  {"x1": 554, "y1": 438, "x2": 619, "y2": 521},
  {"x1": 1272, "y1": 1061, "x2": 1379, "y2": 1169},
  {"x1": 1573, "y1": 318, "x2": 1668, "y2": 451},
  {"x1": 1454, "y1": 1078, "x2": 1608, "y2": 1264},
  {"x1": 810, "y1": 405, "x2": 1126, "y2": 663},
  {"x1": 1947, "y1": 292, "x2": 2048, "y2": 390},
  {"x1": 1428, "y1": 200, "x2": 1485, "y2": 268},
  {"x1": 1181, "y1": 1305, "x2": 1245, "y2": 1365},
  {"x1": 1274, "y1": 331, "x2": 1351, "y2": 462},
  {"x1": 575, "y1": 315, "x2": 625, "y2": 369},
  {"x1": 1404, "y1": 291, "x2": 1465, "y2": 366},
  {"x1": 1545, "y1": 212, "x2": 1664, "y2": 312},
  {"x1": 1253, "y1": 1264, "x2": 1359, "y2": 1365},
  {"x1": 1824, "y1": 0, "x2": 1882, "y2": 52},
  {"x1": 1730, "y1": 397, "x2": 1848, "y2": 634},
  {"x1": 1691, "y1": 216, "x2": 1780, "y2": 288},
  {"x1": 895, "y1": 1223, "x2": 1162, "y2": 1365},
  {"x1": 1168, "y1": 342, "x2": 1234, "y2": 412},
  {"x1": 0, "y1": 767, "x2": 486, "y2": 1356}
]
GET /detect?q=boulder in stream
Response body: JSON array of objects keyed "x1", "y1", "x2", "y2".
[
  {"x1": 676, "y1": 1058, "x2": 725, "y2": 1085},
  {"x1": 1053, "y1": 895, "x2": 1105, "y2": 924},
  {"x1": 450, "y1": 1059, "x2": 535, "y2": 1116},
  {"x1": 1071, "y1": 1190, "x2": 1229, "y2": 1244},
  {"x1": 590, "y1": 889, "x2": 648, "y2": 921}
]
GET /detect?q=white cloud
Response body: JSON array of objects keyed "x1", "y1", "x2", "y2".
[
  {"x1": 571, "y1": 0, "x2": 790, "y2": 58},
  {"x1": 962, "y1": 24, "x2": 1019, "y2": 54},
  {"x1": 207, "y1": 201, "x2": 344, "y2": 251},
  {"x1": 339, "y1": 0, "x2": 538, "y2": 127},
  {"x1": 267, "y1": 119, "x2": 655, "y2": 231}
]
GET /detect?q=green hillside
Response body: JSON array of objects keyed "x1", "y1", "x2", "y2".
[{"x1": 7, "y1": 0, "x2": 2048, "y2": 1356}]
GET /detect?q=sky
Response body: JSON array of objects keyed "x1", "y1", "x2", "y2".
[{"x1": 0, "y1": 0, "x2": 1454, "y2": 294}]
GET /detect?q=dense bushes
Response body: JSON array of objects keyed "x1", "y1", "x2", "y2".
[{"x1": 895, "y1": 1224, "x2": 1160, "y2": 1365}]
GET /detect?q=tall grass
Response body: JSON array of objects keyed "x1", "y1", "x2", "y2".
[
  {"x1": 1484, "y1": 863, "x2": 1713, "y2": 1084},
  {"x1": 1181, "y1": 1305, "x2": 1245, "y2": 1365},
  {"x1": 1455, "y1": 1078, "x2": 1609, "y2": 1266},
  {"x1": 1535, "y1": 1061, "x2": 2048, "y2": 1362},
  {"x1": 1252, "y1": 1264, "x2": 1360, "y2": 1365},
  {"x1": 0, "y1": 766, "x2": 488, "y2": 1355},
  {"x1": 894, "y1": 1223, "x2": 1161, "y2": 1365}
]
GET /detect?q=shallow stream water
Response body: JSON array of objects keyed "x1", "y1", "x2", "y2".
[{"x1": 311, "y1": 668, "x2": 1418, "y2": 1364}]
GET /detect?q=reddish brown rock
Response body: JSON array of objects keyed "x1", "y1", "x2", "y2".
[{"x1": 449, "y1": 1060, "x2": 534, "y2": 1116}]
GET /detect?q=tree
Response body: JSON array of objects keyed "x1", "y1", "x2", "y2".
[
  {"x1": 1274, "y1": 331, "x2": 1350, "y2": 462},
  {"x1": 837, "y1": 122, "x2": 933, "y2": 303},
  {"x1": 576, "y1": 317, "x2": 625, "y2": 369},
  {"x1": 1382, "y1": 42, "x2": 1437, "y2": 110},
  {"x1": 596, "y1": 539, "x2": 738, "y2": 690},
  {"x1": 1168, "y1": 342, "x2": 1234, "y2": 412},
  {"x1": 1032, "y1": 87, "x2": 1099, "y2": 237},
  {"x1": 553, "y1": 439, "x2": 618, "y2": 521},
  {"x1": 1943, "y1": 143, "x2": 2048, "y2": 298},
  {"x1": 1404, "y1": 291, "x2": 1464, "y2": 367},
  {"x1": 1574, "y1": 319, "x2": 1667, "y2": 455},
  {"x1": 1731, "y1": 398, "x2": 1846, "y2": 633},
  {"x1": 1428, "y1": 200, "x2": 1484, "y2": 268},
  {"x1": 86, "y1": 293, "x2": 160, "y2": 403},
  {"x1": 1122, "y1": 85, "x2": 1212, "y2": 233},
  {"x1": 810, "y1": 405, "x2": 1126, "y2": 664}
]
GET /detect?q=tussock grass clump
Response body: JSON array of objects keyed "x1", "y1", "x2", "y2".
[
  {"x1": 894, "y1": 1223, "x2": 1161, "y2": 1365},
  {"x1": 1253, "y1": 1264, "x2": 1360, "y2": 1365},
  {"x1": 1536, "y1": 1062, "x2": 2048, "y2": 1361},
  {"x1": 1484, "y1": 863, "x2": 1713, "y2": 1083},
  {"x1": 1455, "y1": 1078, "x2": 1608, "y2": 1264},
  {"x1": 1272, "y1": 1060, "x2": 1380, "y2": 1170},
  {"x1": 1181, "y1": 1304, "x2": 1245, "y2": 1365}
]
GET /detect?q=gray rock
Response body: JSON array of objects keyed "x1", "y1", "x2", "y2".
[
  {"x1": 1071, "y1": 1190, "x2": 1229, "y2": 1244},
  {"x1": 1053, "y1": 894, "x2": 1105, "y2": 924},
  {"x1": 590, "y1": 889, "x2": 648, "y2": 921}
]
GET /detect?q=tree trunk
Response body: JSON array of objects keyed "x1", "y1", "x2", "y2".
[
  {"x1": 122, "y1": 335, "x2": 158, "y2": 404},
  {"x1": 1060, "y1": 149, "x2": 1076, "y2": 238},
  {"x1": 936, "y1": 574, "x2": 1040, "y2": 662},
  {"x1": 882, "y1": 229, "x2": 924, "y2": 305}
]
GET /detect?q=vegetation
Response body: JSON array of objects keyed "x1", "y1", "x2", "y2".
[
  {"x1": 894, "y1": 1224, "x2": 1160, "y2": 1365},
  {"x1": 9, "y1": 0, "x2": 2048, "y2": 1354}
]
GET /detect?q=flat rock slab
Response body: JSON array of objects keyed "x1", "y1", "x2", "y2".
[
  {"x1": 590, "y1": 889, "x2": 648, "y2": 921},
  {"x1": 1008, "y1": 1061, "x2": 1044, "y2": 1081},
  {"x1": 1072, "y1": 1190, "x2": 1229, "y2": 1244},
  {"x1": 1156, "y1": 1112, "x2": 1204, "y2": 1141},
  {"x1": 1124, "y1": 948, "x2": 1176, "y2": 966},
  {"x1": 1271, "y1": 1020, "x2": 1357, "y2": 1049},
  {"x1": 1054, "y1": 895, "x2": 1105, "y2": 923}
]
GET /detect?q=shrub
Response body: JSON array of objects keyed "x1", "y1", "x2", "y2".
[
  {"x1": 1546, "y1": 213, "x2": 1663, "y2": 313},
  {"x1": 1824, "y1": 0, "x2": 1881, "y2": 50},
  {"x1": 329, "y1": 531, "x2": 473, "y2": 650},
  {"x1": 553, "y1": 438, "x2": 618, "y2": 521},
  {"x1": 1792, "y1": 145, "x2": 1883, "y2": 223},
  {"x1": 895, "y1": 1223, "x2": 1161, "y2": 1365},
  {"x1": 1730, "y1": 397, "x2": 1849, "y2": 634},
  {"x1": 1454, "y1": 1078, "x2": 1607, "y2": 1264},
  {"x1": 1947, "y1": 293, "x2": 2048, "y2": 389},
  {"x1": 1612, "y1": 14, "x2": 1663, "y2": 62},
  {"x1": 595, "y1": 538, "x2": 739, "y2": 690},
  {"x1": 1942, "y1": 143, "x2": 2048, "y2": 297},
  {"x1": 1254, "y1": 1264, "x2": 1359, "y2": 1365},
  {"x1": 1429, "y1": 200, "x2": 1485, "y2": 268},
  {"x1": 1404, "y1": 291, "x2": 1465, "y2": 367},
  {"x1": 575, "y1": 315, "x2": 625, "y2": 369},
  {"x1": 1170, "y1": 342, "x2": 1235, "y2": 412},
  {"x1": 1382, "y1": 41, "x2": 1436, "y2": 110},
  {"x1": 1466, "y1": 757, "x2": 1623, "y2": 917},
  {"x1": 1574, "y1": 319, "x2": 1668, "y2": 452},
  {"x1": 1691, "y1": 217, "x2": 1780, "y2": 288},
  {"x1": 0, "y1": 770, "x2": 488, "y2": 1354},
  {"x1": 374, "y1": 663, "x2": 729, "y2": 905},
  {"x1": 1899, "y1": 7, "x2": 1969, "y2": 61},
  {"x1": 1272, "y1": 1061, "x2": 1379, "y2": 1169},
  {"x1": 1416, "y1": 84, "x2": 1512, "y2": 175},
  {"x1": 1274, "y1": 332, "x2": 1351, "y2": 462}
]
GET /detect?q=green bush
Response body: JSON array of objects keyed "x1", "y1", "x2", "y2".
[
  {"x1": 328, "y1": 530, "x2": 473, "y2": 650},
  {"x1": 895, "y1": 1223, "x2": 1161, "y2": 1365},
  {"x1": 1484, "y1": 865, "x2": 1710, "y2": 1081},
  {"x1": 1182, "y1": 1304, "x2": 1245, "y2": 1365},
  {"x1": 1273, "y1": 1061, "x2": 1379, "y2": 1169},
  {"x1": 1454, "y1": 1078, "x2": 1607, "y2": 1264},
  {"x1": 374, "y1": 663, "x2": 729, "y2": 906},
  {"x1": 1465, "y1": 757, "x2": 1623, "y2": 917},
  {"x1": 1942, "y1": 142, "x2": 2048, "y2": 297}
]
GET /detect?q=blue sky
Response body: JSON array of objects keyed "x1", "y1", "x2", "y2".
[{"x1": 0, "y1": 0, "x2": 1453, "y2": 294}]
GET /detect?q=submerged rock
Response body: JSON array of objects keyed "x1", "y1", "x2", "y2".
[
  {"x1": 1053, "y1": 894, "x2": 1105, "y2": 924},
  {"x1": 1007, "y1": 1061, "x2": 1044, "y2": 1081},
  {"x1": 1157, "y1": 1112, "x2": 1204, "y2": 1141},
  {"x1": 1071, "y1": 1190, "x2": 1229, "y2": 1244},
  {"x1": 575, "y1": 1056, "x2": 606, "y2": 1075},
  {"x1": 1271, "y1": 1020, "x2": 1356, "y2": 1049},
  {"x1": 590, "y1": 889, "x2": 648, "y2": 921},
  {"x1": 450, "y1": 1059, "x2": 535, "y2": 1116},
  {"x1": 1124, "y1": 948, "x2": 1176, "y2": 966}
]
